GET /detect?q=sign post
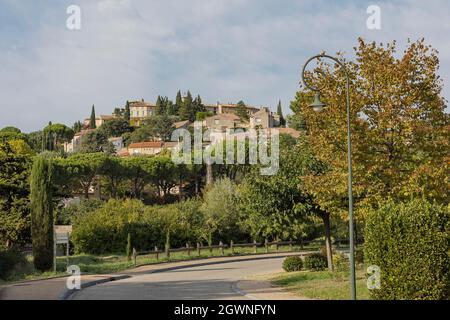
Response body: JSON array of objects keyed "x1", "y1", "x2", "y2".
[{"x1": 53, "y1": 225, "x2": 73, "y2": 273}]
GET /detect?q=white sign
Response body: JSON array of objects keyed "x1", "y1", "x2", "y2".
[{"x1": 56, "y1": 233, "x2": 69, "y2": 244}]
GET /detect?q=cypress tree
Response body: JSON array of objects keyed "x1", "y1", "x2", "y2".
[
  {"x1": 194, "y1": 94, "x2": 205, "y2": 114},
  {"x1": 277, "y1": 100, "x2": 286, "y2": 127},
  {"x1": 124, "y1": 101, "x2": 130, "y2": 121},
  {"x1": 154, "y1": 96, "x2": 163, "y2": 115},
  {"x1": 30, "y1": 156, "x2": 54, "y2": 271},
  {"x1": 179, "y1": 91, "x2": 194, "y2": 121},
  {"x1": 89, "y1": 105, "x2": 96, "y2": 129},
  {"x1": 175, "y1": 90, "x2": 183, "y2": 115}
]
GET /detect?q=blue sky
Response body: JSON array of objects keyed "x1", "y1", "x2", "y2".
[{"x1": 1, "y1": 0, "x2": 449, "y2": 132}]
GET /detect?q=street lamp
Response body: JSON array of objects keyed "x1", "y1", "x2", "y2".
[{"x1": 301, "y1": 54, "x2": 356, "y2": 300}]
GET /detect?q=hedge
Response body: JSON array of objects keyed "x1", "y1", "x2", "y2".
[
  {"x1": 364, "y1": 199, "x2": 449, "y2": 300},
  {"x1": 0, "y1": 249, "x2": 27, "y2": 280},
  {"x1": 71, "y1": 198, "x2": 204, "y2": 254}
]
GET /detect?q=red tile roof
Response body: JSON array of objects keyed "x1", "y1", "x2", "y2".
[{"x1": 128, "y1": 141, "x2": 164, "y2": 149}]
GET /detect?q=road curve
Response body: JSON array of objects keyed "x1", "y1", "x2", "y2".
[{"x1": 70, "y1": 256, "x2": 299, "y2": 300}]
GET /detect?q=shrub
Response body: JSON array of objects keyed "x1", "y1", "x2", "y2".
[
  {"x1": 304, "y1": 253, "x2": 328, "y2": 271},
  {"x1": 365, "y1": 199, "x2": 449, "y2": 300},
  {"x1": 282, "y1": 256, "x2": 303, "y2": 272},
  {"x1": 71, "y1": 198, "x2": 204, "y2": 254},
  {"x1": 57, "y1": 198, "x2": 103, "y2": 225},
  {"x1": 333, "y1": 252, "x2": 349, "y2": 273},
  {"x1": 0, "y1": 249, "x2": 27, "y2": 280}
]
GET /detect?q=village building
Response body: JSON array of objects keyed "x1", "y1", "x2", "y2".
[
  {"x1": 127, "y1": 141, "x2": 179, "y2": 156},
  {"x1": 83, "y1": 115, "x2": 116, "y2": 128}
]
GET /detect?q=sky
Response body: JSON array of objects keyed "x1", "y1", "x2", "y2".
[{"x1": 1, "y1": 0, "x2": 449, "y2": 132}]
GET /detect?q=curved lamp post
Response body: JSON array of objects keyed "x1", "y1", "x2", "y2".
[{"x1": 301, "y1": 54, "x2": 356, "y2": 300}]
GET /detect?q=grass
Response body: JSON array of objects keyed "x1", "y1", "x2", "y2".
[
  {"x1": 2, "y1": 244, "x2": 319, "y2": 283},
  {"x1": 269, "y1": 266, "x2": 371, "y2": 300}
]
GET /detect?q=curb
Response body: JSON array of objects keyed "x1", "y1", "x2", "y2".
[{"x1": 59, "y1": 275, "x2": 130, "y2": 300}]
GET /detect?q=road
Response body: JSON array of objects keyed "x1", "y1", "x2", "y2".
[{"x1": 71, "y1": 255, "x2": 301, "y2": 300}]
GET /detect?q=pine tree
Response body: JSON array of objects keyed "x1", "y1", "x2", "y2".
[
  {"x1": 30, "y1": 156, "x2": 54, "y2": 271},
  {"x1": 89, "y1": 105, "x2": 96, "y2": 129},
  {"x1": 124, "y1": 101, "x2": 130, "y2": 121},
  {"x1": 277, "y1": 100, "x2": 286, "y2": 127}
]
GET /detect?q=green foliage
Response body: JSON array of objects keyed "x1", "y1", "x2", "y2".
[
  {"x1": 304, "y1": 253, "x2": 328, "y2": 271},
  {"x1": 364, "y1": 199, "x2": 449, "y2": 300},
  {"x1": 179, "y1": 91, "x2": 195, "y2": 121},
  {"x1": 57, "y1": 199, "x2": 103, "y2": 225},
  {"x1": 332, "y1": 252, "x2": 349, "y2": 273},
  {"x1": 130, "y1": 115, "x2": 177, "y2": 143},
  {"x1": 0, "y1": 127, "x2": 28, "y2": 143},
  {"x1": 282, "y1": 256, "x2": 303, "y2": 272},
  {"x1": 72, "y1": 121, "x2": 83, "y2": 134},
  {"x1": 0, "y1": 126, "x2": 21, "y2": 134},
  {"x1": 58, "y1": 152, "x2": 107, "y2": 198},
  {"x1": 235, "y1": 100, "x2": 249, "y2": 121},
  {"x1": 124, "y1": 101, "x2": 131, "y2": 121},
  {"x1": 80, "y1": 130, "x2": 115, "y2": 154},
  {"x1": 43, "y1": 123, "x2": 74, "y2": 144},
  {"x1": 100, "y1": 156, "x2": 128, "y2": 198},
  {"x1": 89, "y1": 105, "x2": 96, "y2": 129},
  {"x1": 154, "y1": 96, "x2": 175, "y2": 116},
  {"x1": 196, "y1": 111, "x2": 213, "y2": 121},
  {"x1": 0, "y1": 142, "x2": 32, "y2": 247},
  {"x1": 200, "y1": 178, "x2": 244, "y2": 243},
  {"x1": 71, "y1": 198, "x2": 204, "y2": 254},
  {"x1": 237, "y1": 135, "x2": 314, "y2": 241},
  {"x1": 276, "y1": 100, "x2": 286, "y2": 127},
  {"x1": 0, "y1": 248, "x2": 27, "y2": 280},
  {"x1": 30, "y1": 156, "x2": 54, "y2": 271},
  {"x1": 98, "y1": 118, "x2": 132, "y2": 138}
]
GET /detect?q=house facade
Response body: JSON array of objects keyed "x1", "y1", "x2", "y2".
[
  {"x1": 127, "y1": 141, "x2": 179, "y2": 156},
  {"x1": 83, "y1": 115, "x2": 116, "y2": 128},
  {"x1": 129, "y1": 101, "x2": 155, "y2": 126},
  {"x1": 249, "y1": 107, "x2": 280, "y2": 129}
]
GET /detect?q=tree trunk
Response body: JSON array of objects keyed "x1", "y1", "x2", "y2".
[
  {"x1": 206, "y1": 163, "x2": 213, "y2": 186},
  {"x1": 195, "y1": 178, "x2": 199, "y2": 195},
  {"x1": 179, "y1": 175, "x2": 183, "y2": 201},
  {"x1": 84, "y1": 184, "x2": 89, "y2": 199},
  {"x1": 321, "y1": 212, "x2": 334, "y2": 272}
]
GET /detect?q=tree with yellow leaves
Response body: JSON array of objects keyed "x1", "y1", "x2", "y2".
[{"x1": 291, "y1": 38, "x2": 449, "y2": 222}]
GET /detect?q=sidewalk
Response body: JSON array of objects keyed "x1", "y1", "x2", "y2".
[{"x1": 0, "y1": 251, "x2": 308, "y2": 300}]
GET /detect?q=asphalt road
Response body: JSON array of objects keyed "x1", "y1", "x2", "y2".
[{"x1": 71, "y1": 256, "x2": 294, "y2": 300}]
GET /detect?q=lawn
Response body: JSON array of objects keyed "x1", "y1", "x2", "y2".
[{"x1": 269, "y1": 267, "x2": 371, "y2": 300}]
